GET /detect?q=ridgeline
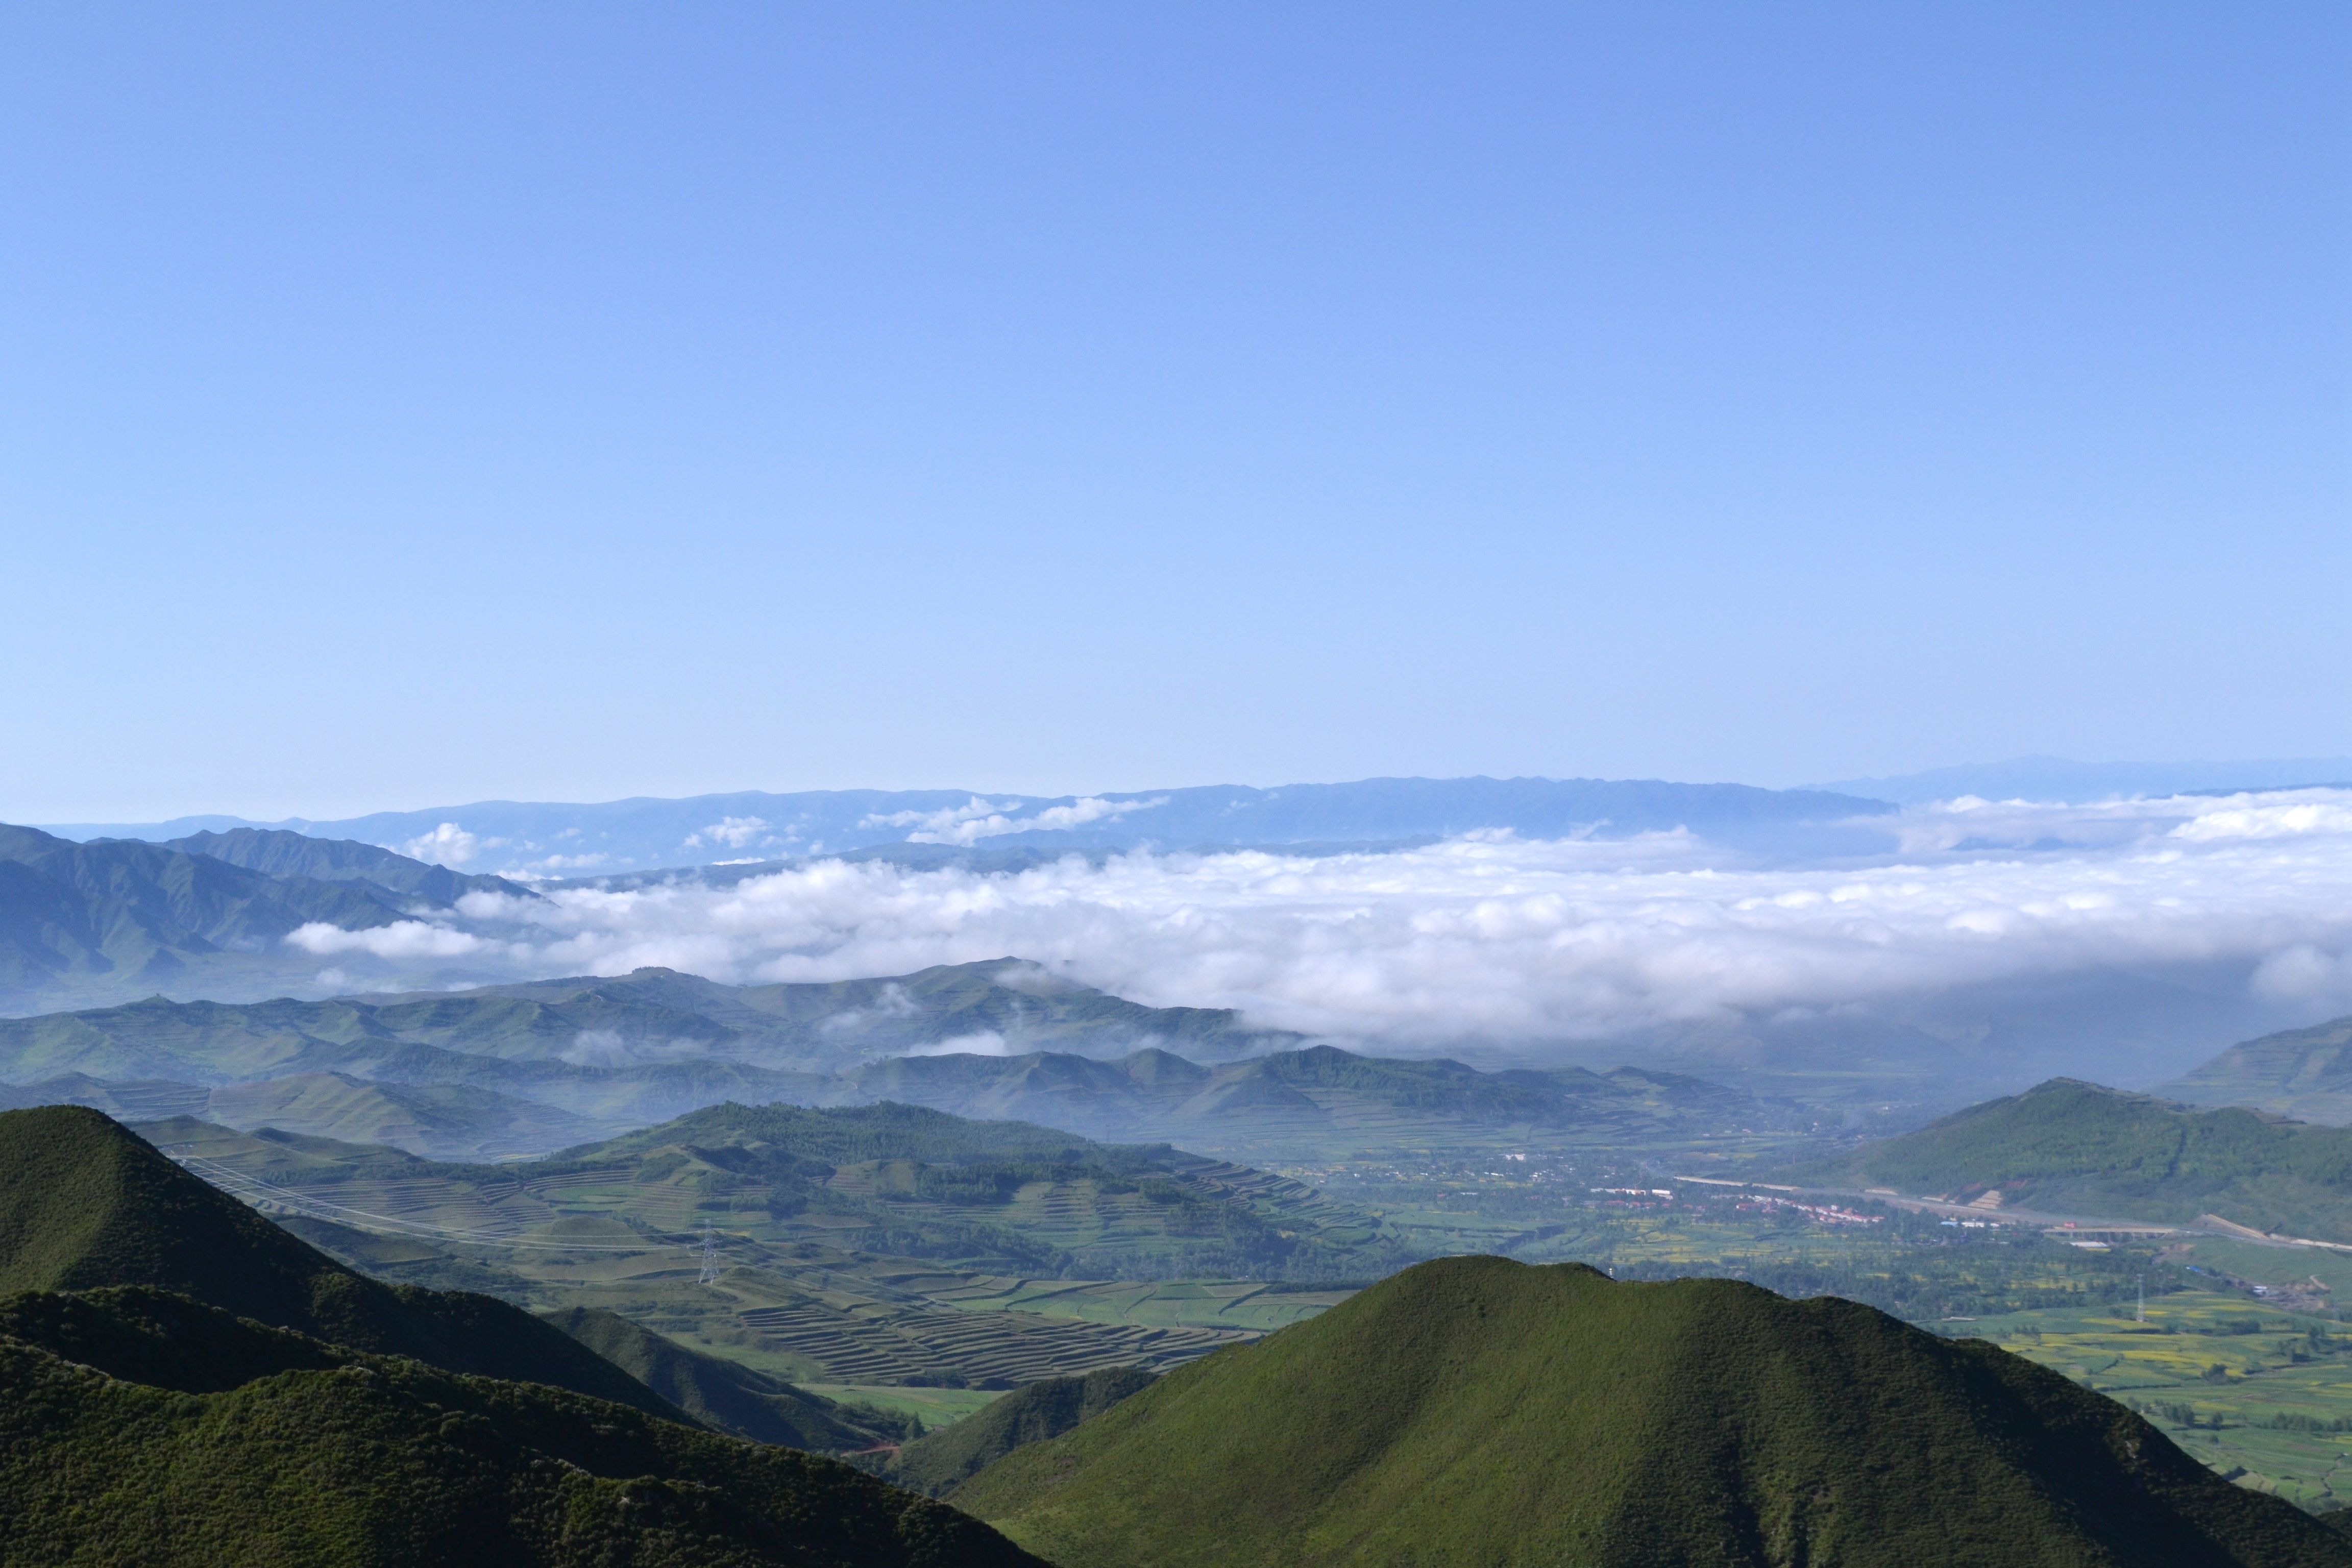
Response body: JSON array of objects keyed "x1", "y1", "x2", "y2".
[
  {"x1": 953, "y1": 1255, "x2": 2351, "y2": 1567},
  {"x1": 0, "y1": 1106, "x2": 1044, "y2": 1565},
  {"x1": 1784, "y1": 1077, "x2": 2352, "y2": 1240}
]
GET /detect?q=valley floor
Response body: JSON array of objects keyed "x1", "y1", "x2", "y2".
[{"x1": 151, "y1": 1110, "x2": 2352, "y2": 1521}]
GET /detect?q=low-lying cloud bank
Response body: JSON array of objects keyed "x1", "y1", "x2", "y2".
[{"x1": 287, "y1": 788, "x2": 2352, "y2": 1048}]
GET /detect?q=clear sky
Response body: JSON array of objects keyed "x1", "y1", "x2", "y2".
[{"x1": 3, "y1": 3, "x2": 2345, "y2": 822}]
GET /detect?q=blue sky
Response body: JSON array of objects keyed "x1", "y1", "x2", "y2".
[{"x1": 3, "y1": 3, "x2": 2344, "y2": 821}]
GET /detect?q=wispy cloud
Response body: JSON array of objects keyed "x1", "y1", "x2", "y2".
[
  {"x1": 287, "y1": 920, "x2": 487, "y2": 960},
  {"x1": 859, "y1": 794, "x2": 1167, "y2": 845},
  {"x1": 683, "y1": 815, "x2": 773, "y2": 851},
  {"x1": 404, "y1": 788, "x2": 2352, "y2": 1046},
  {"x1": 396, "y1": 822, "x2": 483, "y2": 866}
]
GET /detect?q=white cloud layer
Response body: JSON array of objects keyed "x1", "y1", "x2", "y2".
[
  {"x1": 354, "y1": 788, "x2": 2352, "y2": 1047},
  {"x1": 288, "y1": 920, "x2": 487, "y2": 960}
]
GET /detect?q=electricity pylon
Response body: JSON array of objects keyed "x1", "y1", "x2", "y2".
[{"x1": 697, "y1": 1226, "x2": 721, "y2": 1285}]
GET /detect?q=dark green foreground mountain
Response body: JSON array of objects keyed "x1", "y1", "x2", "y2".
[
  {"x1": 953, "y1": 1255, "x2": 2350, "y2": 1568},
  {"x1": 0, "y1": 1108, "x2": 1041, "y2": 1564},
  {"x1": 1785, "y1": 1077, "x2": 2352, "y2": 1240},
  {"x1": 0, "y1": 1105, "x2": 675, "y2": 1414},
  {"x1": 874, "y1": 1364, "x2": 1155, "y2": 1498},
  {"x1": 0, "y1": 1285, "x2": 1037, "y2": 1567}
]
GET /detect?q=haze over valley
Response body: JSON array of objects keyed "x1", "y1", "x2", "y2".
[
  {"x1": 7, "y1": 4, "x2": 2348, "y2": 1561},
  {"x1": 12, "y1": 772, "x2": 2352, "y2": 1111}
]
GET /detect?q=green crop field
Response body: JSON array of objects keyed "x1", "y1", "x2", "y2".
[
  {"x1": 1958, "y1": 1290, "x2": 2352, "y2": 1510},
  {"x1": 801, "y1": 1382, "x2": 1006, "y2": 1430},
  {"x1": 927, "y1": 1277, "x2": 1353, "y2": 1332}
]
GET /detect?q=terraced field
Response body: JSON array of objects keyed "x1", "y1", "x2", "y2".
[
  {"x1": 927, "y1": 1277, "x2": 1353, "y2": 1332},
  {"x1": 141, "y1": 1113, "x2": 1374, "y2": 1394},
  {"x1": 735, "y1": 1297, "x2": 1247, "y2": 1386}
]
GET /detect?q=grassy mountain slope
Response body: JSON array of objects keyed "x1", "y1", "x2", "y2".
[
  {"x1": 0, "y1": 1105, "x2": 678, "y2": 1416},
  {"x1": 2163, "y1": 1016, "x2": 2352, "y2": 1125},
  {"x1": 568, "y1": 1099, "x2": 1400, "y2": 1279},
  {"x1": 202, "y1": 1071, "x2": 608, "y2": 1157},
  {"x1": 0, "y1": 1285, "x2": 1040, "y2": 1568},
  {"x1": 881, "y1": 1364, "x2": 1154, "y2": 1498},
  {"x1": 955, "y1": 1255, "x2": 2348, "y2": 1568},
  {"x1": 542, "y1": 1304, "x2": 888, "y2": 1450},
  {"x1": 1785, "y1": 1077, "x2": 2352, "y2": 1239}
]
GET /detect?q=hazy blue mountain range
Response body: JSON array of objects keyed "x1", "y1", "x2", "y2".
[
  {"x1": 1816, "y1": 754, "x2": 2352, "y2": 805},
  {"x1": 2159, "y1": 1015, "x2": 2352, "y2": 1126},
  {"x1": 0, "y1": 960, "x2": 1278, "y2": 1077},
  {"x1": 0, "y1": 962, "x2": 1802, "y2": 1157},
  {"x1": 0, "y1": 823, "x2": 413, "y2": 1011},
  {"x1": 1615, "y1": 960, "x2": 2322, "y2": 1124},
  {"x1": 0, "y1": 822, "x2": 546, "y2": 1014},
  {"x1": 161, "y1": 826, "x2": 534, "y2": 903},
  {"x1": 43, "y1": 775, "x2": 1896, "y2": 878}
]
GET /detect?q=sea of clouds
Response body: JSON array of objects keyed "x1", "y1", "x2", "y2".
[{"x1": 287, "y1": 788, "x2": 2352, "y2": 1047}]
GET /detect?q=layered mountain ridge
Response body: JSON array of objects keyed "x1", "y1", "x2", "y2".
[
  {"x1": 47, "y1": 774, "x2": 1896, "y2": 878},
  {"x1": 0, "y1": 963, "x2": 1804, "y2": 1157}
]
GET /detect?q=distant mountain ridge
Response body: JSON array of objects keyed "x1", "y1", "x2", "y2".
[
  {"x1": 0, "y1": 822, "x2": 537, "y2": 1014},
  {"x1": 0, "y1": 962, "x2": 1803, "y2": 1157},
  {"x1": 1816, "y1": 754, "x2": 2352, "y2": 805},
  {"x1": 43, "y1": 774, "x2": 1896, "y2": 878},
  {"x1": 161, "y1": 825, "x2": 535, "y2": 903},
  {"x1": 1782, "y1": 1077, "x2": 2352, "y2": 1242}
]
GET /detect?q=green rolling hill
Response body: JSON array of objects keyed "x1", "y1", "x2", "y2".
[
  {"x1": 1782, "y1": 1077, "x2": 2352, "y2": 1240},
  {"x1": 953, "y1": 1255, "x2": 2350, "y2": 1567},
  {"x1": 0, "y1": 1284, "x2": 1040, "y2": 1567},
  {"x1": 0, "y1": 1104, "x2": 680, "y2": 1416},
  {"x1": 565, "y1": 1098, "x2": 1403, "y2": 1282},
  {"x1": 125, "y1": 1104, "x2": 1387, "y2": 1394},
  {"x1": 2162, "y1": 1015, "x2": 2352, "y2": 1125}
]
